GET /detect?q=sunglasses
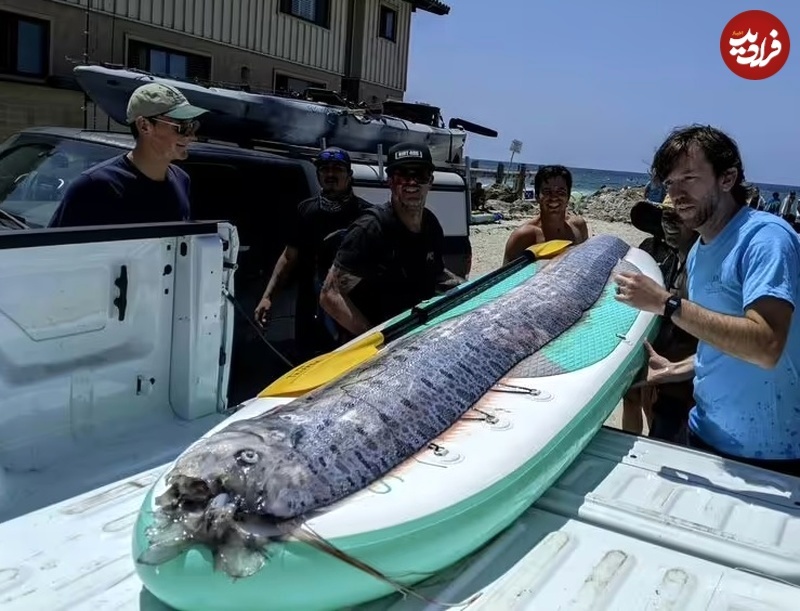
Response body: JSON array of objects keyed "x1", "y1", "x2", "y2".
[
  {"x1": 150, "y1": 117, "x2": 200, "y2": 136},
  {"x1": 317, "y1": 149, "x2": 350, "y2": 164},
  {"x1": 391, "y1": 167, "x2": 432, "y2": 182}
]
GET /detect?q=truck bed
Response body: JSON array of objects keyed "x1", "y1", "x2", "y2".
[{"x1": 2, "y1": 428, "x2": 798, "y2": 610}]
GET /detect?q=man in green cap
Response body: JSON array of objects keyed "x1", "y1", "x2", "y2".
[{"x1": 49, "y1": 82, "x2": 208, "y2": 227}]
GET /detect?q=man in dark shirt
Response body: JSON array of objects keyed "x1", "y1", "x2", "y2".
[
  {"x1": 254, "y1": 147, "x2": 373, "y2": 359},
  {"x1": 48, "y1": 82, "x2": 208, "y2": 227},
  {"x1": 319, "y1": 143, "x2": 463, "y2": 336}
]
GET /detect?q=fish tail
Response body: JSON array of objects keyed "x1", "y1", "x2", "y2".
[{"x1": 294, "y1": 525, "x2": 481, "y2": 607}]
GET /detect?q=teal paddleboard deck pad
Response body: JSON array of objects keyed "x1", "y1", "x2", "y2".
[{"x1": 132, "y1": 236, "x2": 662, "y2": 611}]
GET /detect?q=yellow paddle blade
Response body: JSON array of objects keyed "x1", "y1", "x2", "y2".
[
  {"x1": 259, "y1": 331, "x2": 386, "y2": 398},
  {"x1": 526, "y1": 239, "x2": 573, "y2": 259}
]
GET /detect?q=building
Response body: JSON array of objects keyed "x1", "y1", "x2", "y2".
[{"x1": 0, "y1": 0, "x2": 450, "y2": 140}]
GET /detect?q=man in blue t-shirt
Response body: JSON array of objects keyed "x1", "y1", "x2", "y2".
[
  {"x1": 49, "y1": 82, "x2": 208, "y2": 228},
  {"x1": 614, "y1": 124, "x2": 800, "y2": 476}
]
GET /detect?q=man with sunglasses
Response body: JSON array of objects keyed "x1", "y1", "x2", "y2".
[
  {"x1": 49, "y1": 82, "x2": 207, "y2": 228},
  {"x1": 254, "y1": 147, "x2": 373, "y2": 359},
  {"x1": 319, "y1": 143, "x2": 463, "y2": 338}
]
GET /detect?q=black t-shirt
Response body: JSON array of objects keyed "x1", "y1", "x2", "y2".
[
  {"x1": 334, "y1": 202, "x2": 446, "y2": 326},
  {"x1": 286, "y1": 192, "x2": 374, "y2": 284},
  {"x1": 49, "y1": 154, "x2": 191, "y2": 228}
]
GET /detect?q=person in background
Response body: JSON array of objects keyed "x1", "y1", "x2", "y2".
[
  {"x1": 765, "y1": 191, "x2": 781, "y2": 214},
  {"x1": 644, "y1": 177, "x2": 666, "y2": 203},
  {"x1": 319, "y1": 143, "x2": 463, "y2": 338},
  {"x1": 615, "y1": 124, "x2": 800, "y2": 476},
  {"x1": 254, "y1": 147, "x2": 373, "y2": 360},
  {"x1": 471, "y1": 181, "x2": 487, "y2": 211},
  {"x1": 49, "y1": 83, "x2": 207, "y2": 227},
  {"x1": 747, "y1": 186, "x2": 764, "y2": 210},
  {"x1": 621, "y1": 196, "x2": 676, "y2": 434},
  {"x1": 779, "y1": 190, "x2": 797, "y2": 225},
  {"x1": 502, "y1": 165, "x2": 589, "y2": 263},
  {"x1": 624, "y1": 195, "x2": 699, "y2": 441}
]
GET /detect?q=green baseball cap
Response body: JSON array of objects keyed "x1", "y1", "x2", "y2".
[{"x1": 125, "y1": 82, "x2": 208, "y2": 124}]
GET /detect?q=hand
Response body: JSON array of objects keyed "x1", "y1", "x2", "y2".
[
  {"x1": 254, "y1": 297, "x2": 272, "y2": 327},
  {"x1": 614, "y1": 271, "x2": 672, "y2": 315},
  {"x1": 631, "y1": 341, "x2": 678, "y2": 387}
]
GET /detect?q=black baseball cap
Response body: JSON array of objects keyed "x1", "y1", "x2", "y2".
[{"x1": 386, "y1": 143, "x2": 434, "y2": 174}]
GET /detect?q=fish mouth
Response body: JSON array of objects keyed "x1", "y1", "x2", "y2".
[
  {"x1": 156, "y1": 475, "x2": 218, "y2": 512},
  {"x1": 142, "y1": 481, "x2": 287, "y2": 579}
]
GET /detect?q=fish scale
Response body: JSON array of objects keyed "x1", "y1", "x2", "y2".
[{"x1": 165, "y1": 235, "x2": 630, "y2": 521}]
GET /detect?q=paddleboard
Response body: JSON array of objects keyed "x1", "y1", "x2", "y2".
[{"x1": 132, "y1": 243, "x2": 662, "y2": 611}]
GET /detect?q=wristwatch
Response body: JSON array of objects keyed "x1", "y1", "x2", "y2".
[{"x1": 663, "y1": 295, "x2": 682, "y2": 319}]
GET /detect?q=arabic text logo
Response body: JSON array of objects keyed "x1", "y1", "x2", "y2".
[{"x1": 721, "y1": 10, "x2": 790, "y2": 80}]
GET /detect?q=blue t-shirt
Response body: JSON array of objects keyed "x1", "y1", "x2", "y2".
[
  {"x1": 48, "y1": 154, "x2": 191, "y2": 227},
  {"x1": 687, "y1": 207, "x2": 800, "y2": 460}
]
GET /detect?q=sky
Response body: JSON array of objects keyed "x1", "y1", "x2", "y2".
[{"x1": 405, "y1": 0, "x2": 799, "y2": 185}]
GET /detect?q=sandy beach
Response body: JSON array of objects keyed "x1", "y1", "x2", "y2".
[{"x1": 468, "y1": 204, "x2": 652, "y2": 433}]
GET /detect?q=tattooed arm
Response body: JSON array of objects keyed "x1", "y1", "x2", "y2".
[{"x1": 319, "y1": 265, "x2": 373, "y2": 336}]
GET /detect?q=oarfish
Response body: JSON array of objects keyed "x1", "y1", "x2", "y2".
[{"x1": 138, "y1": 235, "x2": 631, "y2": 578}]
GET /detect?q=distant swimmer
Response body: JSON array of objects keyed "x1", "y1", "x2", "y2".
[{"x1": 503, "y1": 164, "x2": 588, "y2": 264}]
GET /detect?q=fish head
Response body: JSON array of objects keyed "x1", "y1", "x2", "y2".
[{"x1": 159, "y1": 418, "x2": 309, "y2": 518}]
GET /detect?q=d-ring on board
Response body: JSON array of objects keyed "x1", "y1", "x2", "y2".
[{"x1": 490, "y1": 381, "x2": 554, "y2": 401}]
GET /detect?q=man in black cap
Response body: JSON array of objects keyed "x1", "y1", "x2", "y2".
[
  {"x1": 319, "y1": 142, "x2": 463, "y2": 337},
  {"x1": 255, "y1": 147, "x2": 372, "y2": 359}
]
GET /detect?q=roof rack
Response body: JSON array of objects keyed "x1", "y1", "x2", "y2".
[{"x1": 199, "y1": 136, "x2": 468, "y2": 174}]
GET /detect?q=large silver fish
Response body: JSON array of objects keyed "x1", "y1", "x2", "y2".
[{"x1": 138, "y1": 235, "x2": 631, "y2": 578}]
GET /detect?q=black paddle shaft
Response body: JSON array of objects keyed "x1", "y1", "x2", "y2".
[{"x1": 381, "y1": 248, "x2": 539, "y2": 345}]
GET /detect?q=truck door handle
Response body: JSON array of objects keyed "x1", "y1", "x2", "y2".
[{"x1": 113, "y1": 265, "x2": 128, "y2": 321}]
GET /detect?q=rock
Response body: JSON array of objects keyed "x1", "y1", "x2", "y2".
[
  {"x1": 484, "y1": 183, "x2": 517, "y2": 203},
  {"x1": 572, "y1": 186, "x2": 646, "y2": 223},
  {"x1": 484, "y1": 198, "x2": 536, "y2": 219}
]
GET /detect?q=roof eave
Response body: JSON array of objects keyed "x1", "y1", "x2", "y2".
[{"x1": 407, "y1": 0, "x2": 451, "y2": 16}]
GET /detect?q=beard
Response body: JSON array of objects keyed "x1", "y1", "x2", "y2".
[{"x1": 676, "y1": 190, "x2": 716, "y2": 230}]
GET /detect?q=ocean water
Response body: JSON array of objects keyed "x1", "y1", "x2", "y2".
[{"x1": 469, "y1": 159, "x2": 800, "y2": 198}]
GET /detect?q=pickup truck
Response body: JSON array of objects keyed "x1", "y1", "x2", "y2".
[
  {"x1": 0, "y1": 220, "x2": 798, "y2": 610},
  {"x1": 0, "y1": 126, "x2": 474, "y2": 402}
]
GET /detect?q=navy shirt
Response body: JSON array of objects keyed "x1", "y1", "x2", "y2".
[{"x1": 48, "y1": 154, "x2": 191, "y2": 227}]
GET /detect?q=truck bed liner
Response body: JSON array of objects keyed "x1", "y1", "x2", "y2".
[{"x1": 2, "y1": 428, "x2": 798, "y2": 610}]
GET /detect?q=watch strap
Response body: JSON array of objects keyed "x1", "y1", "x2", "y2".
[{"x1": 663, "y1": 296, "x2": 682, "y2": 319}]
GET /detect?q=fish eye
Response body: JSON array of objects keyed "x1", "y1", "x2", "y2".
[{"x1": 235, "y1": 449, "x2": 259, "y2": 465}]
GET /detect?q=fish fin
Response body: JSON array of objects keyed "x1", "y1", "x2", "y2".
[
  {"x1": 136, "y1": 539, "x2": 192, "y2": 566},
  {"x1": 214, "y1": 541, "x2": 267, "y2": 580},
  {"x1": 294, "y1": 525, "x2": 478, "y2": 607}
]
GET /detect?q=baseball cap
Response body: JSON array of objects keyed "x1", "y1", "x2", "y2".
[
  {"x1": 125, "y1": 82, "x2": 208, "y2": 124},
  {"x1": 315, "y1": 147, "x2": 351, "y2": 168},
  {"x1": 385, "y1": 143, "x2": 434, "y2": 174}
]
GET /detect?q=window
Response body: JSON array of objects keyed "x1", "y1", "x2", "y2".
[
  {"x1": 0, "y1": 137, "x2": 121, "y2": 228},
  {"x1": 275, "y1": 73, "x2": 326, "y2": 95},
  {"x1": 379, "y1": 6, "x2": 397, "y2": 42},
  {"x1": 279, "y1": 0, "x2": 330, "y2": 28},
  {"x1": 127, "y1": 40, "x2": 211, "y2": 81},
  {"x1": 0, "y1": 10, "x2": 49, "y2": 78}
]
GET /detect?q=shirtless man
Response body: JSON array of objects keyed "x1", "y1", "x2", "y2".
[{"x1": 503, "y1": 165, "x2": 589, "y2": 264}]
